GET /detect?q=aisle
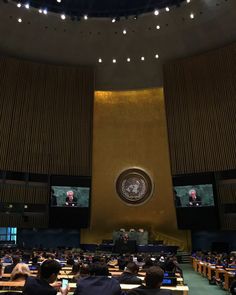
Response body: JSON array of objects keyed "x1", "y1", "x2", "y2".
[{"x1": 181, "y1": 264, "x2": 228, "y2": 295}]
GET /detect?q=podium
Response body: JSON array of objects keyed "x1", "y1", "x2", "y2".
[{"x1": 113, "y1": 239, "x2": 137, "y2": 254}]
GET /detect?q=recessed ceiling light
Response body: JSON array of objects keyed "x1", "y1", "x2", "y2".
[
  {"x1": 112, "y1": 18, "x2": 116, "y2": 23},
  {"x1": 18, "y1": 18, "x2": 22, "y2": 23},
  {"x1": 98, "y1": 58, "x2": 102, "y2": 63},
  {"x1": 156, "y1": 25, "x2": 160, "y2": 30},
  {"x1": 17, "y1": 3, "x2": 21, "y2": 8},
  {"x1": 84, "y1": 14, "x2": 88, "y2": 20},
  {"x1": 43, "y1": 9, "x2": 48, "y2": 15},
  {"x1": 61, "y1": 14, "x2": 66, "y2": 20},
  {"x1": 190, "y1": 13, "x2": 194, "y2": 19},
  {"x1": 57, "y1": 0, "x2": 61, "y2": 2},
  {"x1": 24, "y1": 3, "x2": 29, "y2": 9},
  {"x1": 112, "y1": 59, "x2": 117, "y2": 63},
  {"x1": 154, "y1": 9, "x2": 159, "y2": 16},
  {"x1": 155, "y1": 54, "x2": 159, "y2": 59},
  {"x1": 127, "y1": 58, "x2": 131, "y2": 62},
  {"x1": 123, "y1": 29, "x2": 127, "y2": 35},
  {"x1": 141, "y1": 56, "x2": 145, "y2": 61},
  {"x1": 39, "y1": 9, "x2": 42, "y2": 13},
  {"x1": 187, "y1": 0, "x2": 191, "y2": 3},
  {"x1": 165, "y1": 7, "x2": 170, "y2": 12}
]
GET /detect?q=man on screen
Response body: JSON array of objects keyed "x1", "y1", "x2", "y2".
[
  {"x1": 188, "y1": 189, "x2": 202, "y2": 207},
  {"x1": 65, "y1": 190, "x2": 78, "y2": 207}
]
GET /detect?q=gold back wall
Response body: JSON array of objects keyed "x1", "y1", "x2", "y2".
[{"x1": 81, "y1": 88, "x2": 190, "y2": 249}]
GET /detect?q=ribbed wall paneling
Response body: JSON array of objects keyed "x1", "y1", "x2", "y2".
[
  {"x1": 164, "y1": 43, "x2": 236, "y2": 175},
  {"x1": 0, "y1": 56, "x2": 94, "y2": 176}
]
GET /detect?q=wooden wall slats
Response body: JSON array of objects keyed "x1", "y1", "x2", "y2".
[
  {"x1": 0, "y1": 57, "x2": 94, "y2": 176},
  {"x1": 0, "y1": 57, "x2": 94, "y2": 228},
  {"x1": 164, "y1": 43, "x2": 236, "y2": 175}
]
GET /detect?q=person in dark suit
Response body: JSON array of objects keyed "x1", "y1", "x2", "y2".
[
  {"x1": 23, "y1": 259, "x2": 69, "y2": 295},
  {"x1": 188, "y1": 189, "x2": 202, "y2": 207},
  {"x1": 128, "y1": 266, "x2": 173, "y2": 295},
  {"x1": 73, "y1": 262, "x2": 121, "y2": 295},
  {"x1": 65, "y1": 190, "x2": 78, "y2": 207},
  {"x1": 117, "y1": 262, "x2": 142, "y2": 284}
]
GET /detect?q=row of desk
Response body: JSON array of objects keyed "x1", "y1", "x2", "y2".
[
  {"x1": 192, "y1": 257, "x2": 236, "y2": 290},
  {"x1": 0, "y1": 265, "x2": 188, "y2": 295}
]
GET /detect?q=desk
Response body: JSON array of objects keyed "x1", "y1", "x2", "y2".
[
  {"x1": 0, "y1": 281, "x2": 188, "y2": 295},
  {"x1": 224, "y1": 271, "x2": 236, "y2": 290},
  {"x1": 68, "y1": 283, "x2": 188, "y2": 295}
]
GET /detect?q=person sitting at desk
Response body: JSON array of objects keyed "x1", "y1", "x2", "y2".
[
  {"x1": 73, "y1": 262, "x2": 121, "y2": 295},
  {"x1": 65, "y1": 191, "x2": 78, "y2": 207},
  {"x1": 4, "y1": 255, "x2": 20, "y2": 274},
  {"x1": 11, "y1": 263, "x2": 31, "y2": 282},
  {"x1": 117, "y1": 262, "x2": 142, "y2": 284},
  {"x1": 188, "y1": 189, "x2": 202, "y2": 207},
  {"x1": 23, "y1": 259, "x2": 69, "y2": 295},
  {"x1": 128, "y1": 266, "x2": 173, "y2": 295}
]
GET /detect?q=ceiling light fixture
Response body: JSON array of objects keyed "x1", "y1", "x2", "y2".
[{"x1": 190, "y1": 13, "x2": 194, "y2": 19}]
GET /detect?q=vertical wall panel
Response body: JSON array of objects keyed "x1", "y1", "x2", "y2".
[
  {"x1": 0, "y1": 56, "x2": 94, "y2": 176},
  {"x1": 164, "y1": 43, "x2": 236, "y2": 175}
]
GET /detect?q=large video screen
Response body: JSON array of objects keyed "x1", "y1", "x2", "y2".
[
  {"x1": 51, "y1": 186, "x2": 90, "y2": 208},
  {"x1": 174, "y1": 184, "x2": 214, "y2": 208},
  {"x1": 173, "y1": 173, "x2": 219, "y2": 230}
]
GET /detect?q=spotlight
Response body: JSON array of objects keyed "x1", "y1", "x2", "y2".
[
  {"x1": 127, "y1": 58, "x2": 131, "y2": 62},
  {"x1": 123, "y1": 29, "x2": 127, "y2": 35},
  {"x1": 18, "y1": 18, "x2": 22, "y2": 22},
  {"x1": 190, "y1": 13, "x2": 194, "y2": 19},
  {"x1": 17, "y1": 3, "x2": 21, "y2": 7},
  {"x1": 165, "y1": 7, "x2": 170, "y2": 12},
  {"x1": 98, "y1": 58, "x2": 102, "y2": 63},
  {"x1": 43, "y1": 9, "x2": 47, "y2": 15},
  {"x1": 57, "y1": 0, "x2": 61, "y2": 2},
  {"x1": 154, "y1": 9, "x2": 159, "y2": 16},
  {"x1": 39, "y1": 8, "x2": 42, "y2": 13},
  {"x1": 61, "y1": 14, "x2": 66, "y2": 20},
  {"x1": 141, "y1": 56, "x2": 145, "y2": 61},
  {"x1": 156, "y1": 25, "x2": 160, "y2": 30},
  {"x1": 112, "y1": 59, "x2": 117, "y2": 63},
  {"x1": 112, "y1": 18, "x2": 116, "y2": 23},
  {"x1": 24, "y1": 3, "x2": 29, "y2": 9},
  {"x1": 133, "y1": 15, "x2": 138, "y2": 20},
  {"x1": 155, "y1": 54, "x2": 159, "y2": 59},
  {"x1": 187, "y1": 0, "x2": 190, "y2": 3},
  {"x1": 84, "y1": 14, "x2": 88, "y2": 20}
]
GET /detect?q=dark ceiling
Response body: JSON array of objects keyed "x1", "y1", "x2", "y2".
[{"x1": 12, "y1": 0, "x2": 184, "y2": 18}]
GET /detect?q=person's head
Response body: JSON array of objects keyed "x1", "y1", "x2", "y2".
[
  {"x1": 145, "y1": 266, "x2": 164, "y2": 289},
  {"x1": 39, "y1": 259, "x2": 61, "y2": 283},
  {"x1": 10, "y1": 263, "x2": 31, "y2": 281},
  {"x1": 189, "y1": 189, "x2": 197, "y2": 198},
  {"x1": 126, "y1": 262, "x2": 139, "y2": 274},
  {"x1": 67, "y1": 191, "x2": 74, "y2": 201},
  {"x1": 89, "y1": 262, "x2": 109, "y2": 276},
  {"x1": 12, "y1": 255, "x2": 21, "y2": 265}
]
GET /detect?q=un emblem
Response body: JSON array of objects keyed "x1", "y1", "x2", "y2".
[{"x1": 116, "y1": 169, "x2": 153, "y2": 205}]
